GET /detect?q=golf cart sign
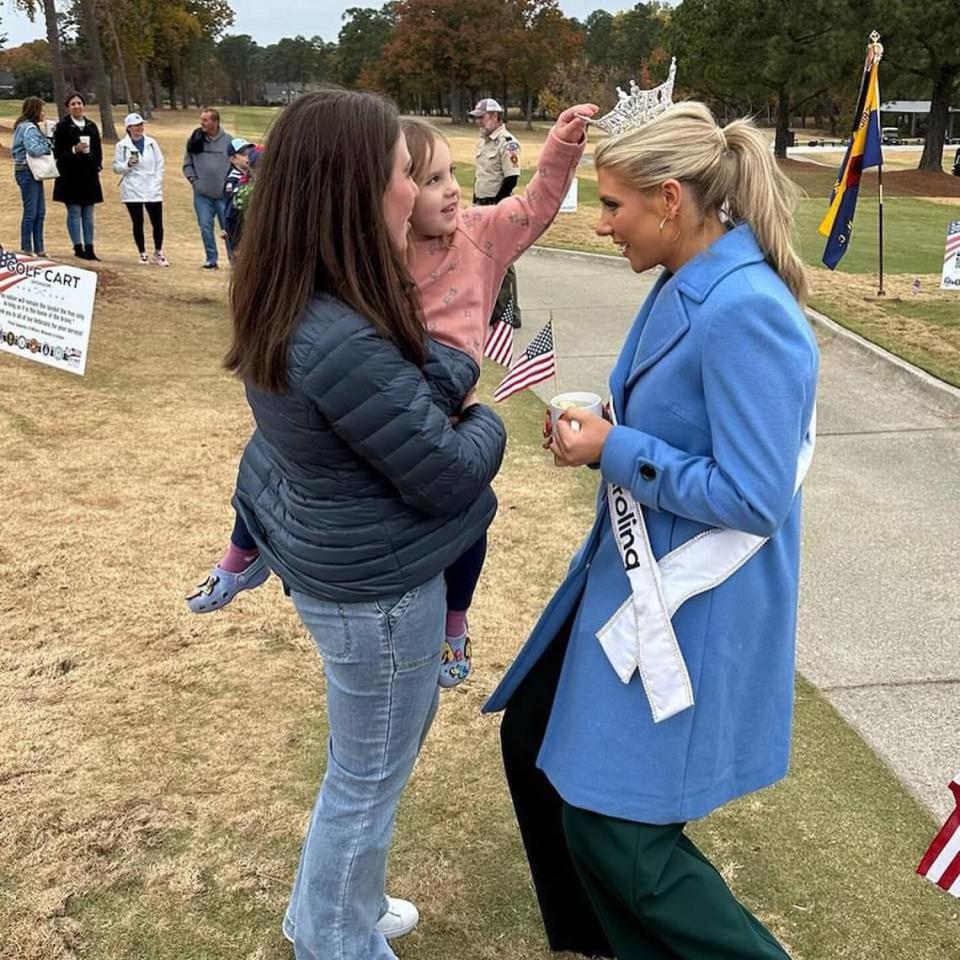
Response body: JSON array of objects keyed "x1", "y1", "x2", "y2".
[{"x1": 0, "y1": 247, "x2": 98, "y2": 376}]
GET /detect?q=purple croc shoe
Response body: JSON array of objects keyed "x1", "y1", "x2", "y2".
[{"x1": 186, "y1": 555, "x2": 270, "y2": 613}]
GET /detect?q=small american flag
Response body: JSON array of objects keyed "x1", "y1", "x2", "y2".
[
  {"x1": 917, "y1": 773, "x2": 960, "y2": 897},
  {"x1": 945, "y1": 221, "x2": 960, "y2": 264},
  {"x1": 493, "y1": 318, "x2": 555, "y2": 403},
  {"x1": 484, "y1": 300, "x2": 515, "y2": 367}
]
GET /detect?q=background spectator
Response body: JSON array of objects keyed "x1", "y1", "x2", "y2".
[
  {"x1": 112, "y1": 112, "x2": 169, "y2": 266},
  {"x1": 11, "y1": 96, "x2": 53, "y2": 257},
  {"x1": 182, "y1": 107, "x2": 233, "y2": 269},
  {"x1": 53, "y1": 92, "x2": 104, "y2": 261}
]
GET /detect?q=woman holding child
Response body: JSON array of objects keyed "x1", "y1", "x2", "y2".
[
  {"x1": 485, "y1": 102, "x2": 819, "y2": 959},
  {"x1": 223, "y1": 88, "x2": 595, "y2": 960}
]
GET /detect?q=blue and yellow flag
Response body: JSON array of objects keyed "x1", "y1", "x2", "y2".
[{"x1": 819, "y1": 43, "x2": 883, "y2": 269}]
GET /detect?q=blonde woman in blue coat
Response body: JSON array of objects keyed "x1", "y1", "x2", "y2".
[{"x1": 484, "y1": 102, "x2": 819, "y2": 959}]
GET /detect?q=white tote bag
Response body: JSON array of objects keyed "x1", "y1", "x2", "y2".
[{"x1": 26, "y1": 152, "x2": 59, "y2": 181}]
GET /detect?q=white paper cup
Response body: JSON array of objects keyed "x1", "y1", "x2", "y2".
[
  {"x1": 45, "y1": 119, "x2": 56, "y2": 137},
  {"x1": 79, "y1": 135, "x2": 91, "y2": 151},
  {"x1": 549, "y1": 391, "x2": 603, "y2": 433}
]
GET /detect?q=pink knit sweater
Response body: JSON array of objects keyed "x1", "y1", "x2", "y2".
[{"x1": 409, "y1": 129, "x2": 585, "y2": 365}]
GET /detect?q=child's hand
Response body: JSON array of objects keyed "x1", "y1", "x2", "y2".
[{"x1": 555, "y1": 104, "x2": 599, "y2": 144}]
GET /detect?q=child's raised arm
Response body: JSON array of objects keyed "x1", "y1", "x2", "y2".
[{"x1": 465, "y1": 104, "x2": 598, "y2": 268}]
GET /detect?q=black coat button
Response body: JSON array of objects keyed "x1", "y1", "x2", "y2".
[{"x1": 639, "y1": 463, "x2": 657, "y2": 481}]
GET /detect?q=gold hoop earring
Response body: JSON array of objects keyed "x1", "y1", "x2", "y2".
[{"x1": 659, "y1": 215, "x2": 681, "y2": 243}]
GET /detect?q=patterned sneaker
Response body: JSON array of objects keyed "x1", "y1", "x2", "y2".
[
  {"x1": 185, "y1": 555, "x2": 269, "y2": 613},
  {"x1": 152, "y1": 251, "x2": 170, "y2": 267},
  {"x1": 439, "y1": 633, "x2": 472, "y2": 688},
  {"x1": 138, "y1": 252, "x2": 149, "y2": 265}
]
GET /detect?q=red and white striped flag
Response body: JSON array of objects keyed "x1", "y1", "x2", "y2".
[
  {"x1": 492, "y1": 318, "x2": 555, "y2": 403},
  {"x1": 484, "y1": 300, "x2": 515, "y2": 367},
  {"x1": 917, "y1": 773, "x2": 960, "y2": 897}
]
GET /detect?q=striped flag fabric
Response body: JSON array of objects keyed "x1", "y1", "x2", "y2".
[
  {"x1": 818, "y1": 37, "x2": 883, "y2": 269},
  {"x1": 917, "y1": 773, "x2": 960, "y2": 897},
  {"x1": 484, "y1": 300, "x2": 515, "y2": 367},
  {"x1": 492, "y1": 318, "x2": 555, "y2": 403},
  {"x1": 943, "y1": 220, "x2": 960, "y2": 265}
]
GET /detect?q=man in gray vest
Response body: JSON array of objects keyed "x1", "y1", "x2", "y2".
[
  {"x1": 183, "y1": 107, "x2": 233, "y2": 269},
  {"x1": 470, "y1": 97, "x2": 522, "y2": 330}
]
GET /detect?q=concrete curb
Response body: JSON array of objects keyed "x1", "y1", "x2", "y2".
[
  {"x1": 529, "y1": 244, "x2": 636, "y2": 270},
  {"x1": 530, "y1": 244, "x2": 960, "y2": 417},
  {"x1": 805, "y1": 307, "x2": 960, "y2": 417}
]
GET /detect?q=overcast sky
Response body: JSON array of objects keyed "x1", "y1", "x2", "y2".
[{"x1": 2, "y1": 0, "x2": 644, "y2": 47}]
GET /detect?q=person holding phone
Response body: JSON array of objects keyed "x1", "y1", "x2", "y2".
[
  {"x1": 112, "y1": 112, "x2": 169, "y2": 266},
  {"x1": 52, "y1": 92, "x2": 103, "y2": 261}
]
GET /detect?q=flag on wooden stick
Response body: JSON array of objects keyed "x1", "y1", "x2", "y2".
[
  {"x1": 492, "y1": 318, "x2": 555, "y2": 403},
  {"x1": 917, "y1": 773, "x2": 960, "y2": 897}
]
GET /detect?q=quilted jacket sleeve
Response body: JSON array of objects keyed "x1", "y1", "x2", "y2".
[{"x1": 301, "y1": 321, "x2": 506, "y2": 517}]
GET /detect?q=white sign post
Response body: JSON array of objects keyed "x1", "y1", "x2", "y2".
[
  {"x1": 560, "y1": 177, "x2": 578, "y2": 213},
  {"x1": 940, "y1": 221, "x2": 960, "y2": 291},
  {"x1": 0, "y1": 250, "x2": 98, "y2": 375}
]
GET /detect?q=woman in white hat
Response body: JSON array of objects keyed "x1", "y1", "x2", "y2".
[{"x1": 112, "y1": 112, "x2": 169, "y2": 265}]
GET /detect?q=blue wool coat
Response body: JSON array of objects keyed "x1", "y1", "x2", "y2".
[{"x1": 484, "y1": 225, "x2": 819, "y2": 824}]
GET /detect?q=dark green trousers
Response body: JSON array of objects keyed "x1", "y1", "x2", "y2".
[
  {"x1": 561, "y1": 806, "x2": 789, "y2": 960},
  {"x1": 500, "y1": 620, "x2": 790, "y2": 960}
]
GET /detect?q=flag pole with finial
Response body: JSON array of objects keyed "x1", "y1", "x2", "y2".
[{"x1": 870, "y1": 30, "x2": 886, "y2": 297}]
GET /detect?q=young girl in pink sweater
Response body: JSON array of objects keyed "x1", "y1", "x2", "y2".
[{"x1": 188, "y1": 102, "x2": 596, "y2": 687}]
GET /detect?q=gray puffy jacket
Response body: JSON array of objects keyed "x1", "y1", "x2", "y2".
[{"x1": 233, "y1": 293, "x2": 506, "y2": 602}]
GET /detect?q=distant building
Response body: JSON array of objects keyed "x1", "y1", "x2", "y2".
[
  {"x1": 880, "y1": 100, "x2": 960, "y2": 139},
  {"x1": 0, "y1": 72, "x2": 15, "y2": 97}
]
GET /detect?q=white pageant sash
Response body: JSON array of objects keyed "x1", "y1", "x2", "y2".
[{"x1": 596, "y1": 405, "x2": 816, "y2": 723}]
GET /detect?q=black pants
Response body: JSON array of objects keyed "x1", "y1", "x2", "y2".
[
  {"x1": 500, "y1": 620, "x2": 615, "y2": 957},
  {"x1": 124, "y1": 201, "x2": 164, "y2": 253}
]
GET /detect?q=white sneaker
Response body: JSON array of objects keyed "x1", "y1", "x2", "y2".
[
  {"x1": 138, "y1": 252, "x2": 149, "y2": 264},
  {"x1": 281, "y1": 896, "x2": 419, "y2": 944},
  {"x1": 376, "y1": 896, "x2": 419, "y2": 940}
]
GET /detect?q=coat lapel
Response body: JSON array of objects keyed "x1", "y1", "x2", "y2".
[
  {"x1": 624, "y1": 281, "x2": 690, "y2": 391},
  {"x1": 609, "y1": 270, "x2": 670, "y2": 415}
]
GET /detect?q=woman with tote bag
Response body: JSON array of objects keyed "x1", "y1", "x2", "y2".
[{"x1": 11, "y1": 97, "x2": 55, "y2": 257}]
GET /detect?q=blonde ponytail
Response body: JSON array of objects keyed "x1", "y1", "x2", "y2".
[
  {"x1": 594, "y1": 102, "x2": 808, "y2": 303},
  {"x1": 722, "y1": 119, "x2": 807, "y2": 303}
]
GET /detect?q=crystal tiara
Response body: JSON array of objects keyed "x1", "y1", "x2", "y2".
[{"x1": 581, "y1": 57, "x2": 678, "y2": 136}]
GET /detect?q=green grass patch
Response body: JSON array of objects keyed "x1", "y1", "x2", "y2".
[
  {"x1": 794, "y1": 196, "x2": 954, "y2": 276},
  {"x1": 216, "y1": 105, "x2": 281, "y2": 142},
  {"x1": 809, "y1": 293, "x2": 960, "y2": 389}
]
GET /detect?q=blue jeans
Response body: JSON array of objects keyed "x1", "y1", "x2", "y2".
[
  {"x1": 193, "y1": 193, "x2": 230, "y2": 265},
  {"x1": 15, "y1": 169, "x2": 45, "y2": 253},
  {"x1": 66, "y1": 204, "x2": 95, "y2": 246},
  {"x1": 284, "y1": 574, "x2": 446, "y2": 960}
]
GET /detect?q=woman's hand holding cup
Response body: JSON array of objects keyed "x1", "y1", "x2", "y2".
[{"x1": 548, "y1": 409, "x2": 612, "y2": 467}]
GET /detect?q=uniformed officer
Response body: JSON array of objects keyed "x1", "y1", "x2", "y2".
[{"x1": 470, "y1": 97, "x2": 522, "y2": 329}]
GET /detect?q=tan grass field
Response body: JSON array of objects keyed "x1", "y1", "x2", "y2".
[{"x1": 2, "y1": 109, "x2": 959, "y2": 960}]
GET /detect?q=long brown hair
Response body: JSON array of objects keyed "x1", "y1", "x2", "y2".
[
  {"x1": 14, "y1": 97, "x2": 45, "y2": 129},
  {"x1": 226, "y1": 89, "x2": 425, "y2": 393}
]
